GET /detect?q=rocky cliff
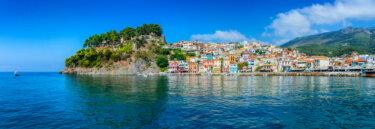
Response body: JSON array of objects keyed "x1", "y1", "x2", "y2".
[{"x1": 61, "y1": 24, "x2": 169, "y2": 75}]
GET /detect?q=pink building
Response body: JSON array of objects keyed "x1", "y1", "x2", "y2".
[
  {"x1": 169, "y1": 61, "x2": 179, "y2": 72},
  {"x1": 203, "y1": 60, "x2": 214, "y2": 67}
]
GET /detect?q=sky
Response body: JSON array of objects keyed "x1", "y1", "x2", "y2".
[{"x1": 1, "y1": 0, "x2": 375, "y2": 72}]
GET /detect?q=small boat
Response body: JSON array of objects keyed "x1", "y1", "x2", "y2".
[
  {"x1": 14, "y1": 71, "x2": 20, "y2": 76},
  {"x1": 362, "y1": 71, "x2": 375, "y2": 77}
]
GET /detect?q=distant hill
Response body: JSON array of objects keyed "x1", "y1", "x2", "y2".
[{"x1": 281, "y1": 27, "x2": 375, "y2": 57}]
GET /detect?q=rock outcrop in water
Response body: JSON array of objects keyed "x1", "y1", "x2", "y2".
[
  {"x1": 61, "y1": 60, "x2": 160, "y2": 75},
  {"x1": 61, "y1": 24, "x2": 169, "y2": 75}
]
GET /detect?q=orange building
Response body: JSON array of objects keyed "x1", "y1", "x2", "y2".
[{"x1": 188, "y1": 63, "x2": 198, "y2": 73}]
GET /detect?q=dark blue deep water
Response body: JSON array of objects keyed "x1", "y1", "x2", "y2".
[{"x1": 0, "y1": 72, "x2": 374, "y2": 128}]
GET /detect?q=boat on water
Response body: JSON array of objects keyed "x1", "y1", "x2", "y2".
[
  {"x1": 362, "y1": 71, "x2": 375, "y2": 77},
  {"x1": 14, "y1": 71, "x2": 20, "y2": 76}
]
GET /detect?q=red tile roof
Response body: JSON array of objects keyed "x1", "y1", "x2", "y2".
[
  {"x1": 355, "y1": 59, "x2": 367, "y2": 63},
  {"x1": 345, "y1": 59, "x2": 353, "y2": 63}
]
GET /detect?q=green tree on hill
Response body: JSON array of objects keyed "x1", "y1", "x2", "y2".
[
  {"x1": 67, "y1": 23, "x2": 165, "y2": 69},
  {"x1": 120, "y1": 27, "x2": 136, "y2": 40},
  {"x1": 136, "y1": 24, "x2": 163, "y2": 36},
  {"x1": 187, "y1": 52, "x2": 196, "y2": 56},
  {"x1": 156, "y1": 55, "x2": 168, "y2": 68}
]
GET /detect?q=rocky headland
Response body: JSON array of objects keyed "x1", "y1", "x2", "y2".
[{"x1": 62, "y1": 24, "x2": 169, "y2": 75}]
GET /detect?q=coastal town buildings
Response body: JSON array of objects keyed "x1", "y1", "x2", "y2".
[{"x1": 167, "y1": 40, "x2": 372, "y2": 73}]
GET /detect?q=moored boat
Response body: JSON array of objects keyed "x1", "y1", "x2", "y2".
[
  {"x1": 14, "y1": 71, "x2": 20, "y2": 76},
  {"x1": 362, "y1": 71, "x2": 375, "y2": 77}
]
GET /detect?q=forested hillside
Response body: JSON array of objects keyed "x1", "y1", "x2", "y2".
[{"x1": 282, "y1": 27, "x2": 375, "y2": 57}]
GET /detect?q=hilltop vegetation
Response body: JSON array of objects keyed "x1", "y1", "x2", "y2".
[
  {"x1": 65, "y1": 24, "x2": 170, "y2": 72},
  {"x1": 83, "y1": 24, "x2": 162, "y2": 47},
  {"x1": 282, "y1": 27, "x2": 375, "y2": 57}
]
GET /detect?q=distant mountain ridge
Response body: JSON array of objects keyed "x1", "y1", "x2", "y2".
[{"x1": 281, "y1": 27, "x2": 375, "y2": 57}]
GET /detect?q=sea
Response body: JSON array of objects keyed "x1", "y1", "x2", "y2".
[{"x1": 0, "y1": 72, "x2": 374, "y2": 128}]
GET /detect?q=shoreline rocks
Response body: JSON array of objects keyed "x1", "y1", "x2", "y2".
[{"x1": 61, "y1": 60, "x2": 159, "y2": 75}]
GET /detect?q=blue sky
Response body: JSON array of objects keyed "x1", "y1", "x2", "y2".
[{"x1": 1, "y1": 0, "x2": 375, "y2": 72}]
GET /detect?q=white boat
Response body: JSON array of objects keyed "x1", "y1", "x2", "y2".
[{"x1": 14, "y1": 71, "x2": 20, "y2": 76}]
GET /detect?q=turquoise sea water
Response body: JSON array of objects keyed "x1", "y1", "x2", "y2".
[{"x1": 0, "y1": 72, "x2": 374, "y2": 128}]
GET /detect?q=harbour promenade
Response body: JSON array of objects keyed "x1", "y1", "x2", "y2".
[{"x1": 161, "y1": 72, "x2": 363, "y2": 77}]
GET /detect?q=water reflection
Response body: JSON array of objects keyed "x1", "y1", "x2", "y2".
[
  {"x1": 64, "y1": 75, "x2": 375, "y2": 128},
  {"x1": 65, "y1": 75, "x2": 169, "y2": 128}
]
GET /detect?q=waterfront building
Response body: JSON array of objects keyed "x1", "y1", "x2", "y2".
[
  {"x1": 344, "y1": 58, "x2": 354, "y2": 68},
  {"x1": 198, "y1": 62, "x2": 206, "y2": 73},
  {"x1": 178, "y1": 62, "x2": 189, "y2": 72},
  {"x1": 295, "y1": 57, "x2": 310, "y2": 70},
  {"x1": 213, "y1": 59, "x2": 221, "y2": 73},
  {"x1": 203, "y1": 60, "x2": 214, "y2": 72},
  {"x1": 279, "y1": 58, "x2": 293, "y2": 72},
  {"x1": 359, "y1": 55, "x2": 375, "y2": 68},
  {"x1": 222, "y1": 59, "x2": 230, "y2": 73},
  {"x1": 168, "y1": 61, "x2": 179, "y2": 73},
  {"x1": 241, "y1": 66, "x2": 251, "y2": 73},
  {"x1": 229, "y1": 63, "x2": 238, "y2": 73},
  {"x1": 261, "y1": 63, "x2": 277, "y2": 72},
  {"x1": 248, "y1": 59, "x2": 259, "y2": 72},
  {"x1": 188, "y1": 63, "x2": 198, "y2": 73},
  {"x1": 306, "y1": 60, "x2": 315, "y2": 71},
  {"x1": 310, "y1": 56, "x2": 330, "y2": 69},
  {"x1": 354, "y1": 59, "x2": 368, "y2": 68}
]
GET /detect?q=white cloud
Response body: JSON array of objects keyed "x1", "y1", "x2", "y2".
[
  {"x1": 191, "y1": 30, "x2": 250, "y2": 42},
  {"x1": 265, "y1": 0, "x2": 375, "y2": 45},
  {"x1": 269, "y1": 10, "x2": 317, "y2": 38}
]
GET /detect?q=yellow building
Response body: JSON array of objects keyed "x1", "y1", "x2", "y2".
[
  {"x1": 228, "y1": 54, "x2": 236, "y2": 63},
  {"x1": 213, "y1": 59, "x2": 221, "y2": 73},
  {"x1": 186, "y1": 56, "x2": 192, "y2": 63}
]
